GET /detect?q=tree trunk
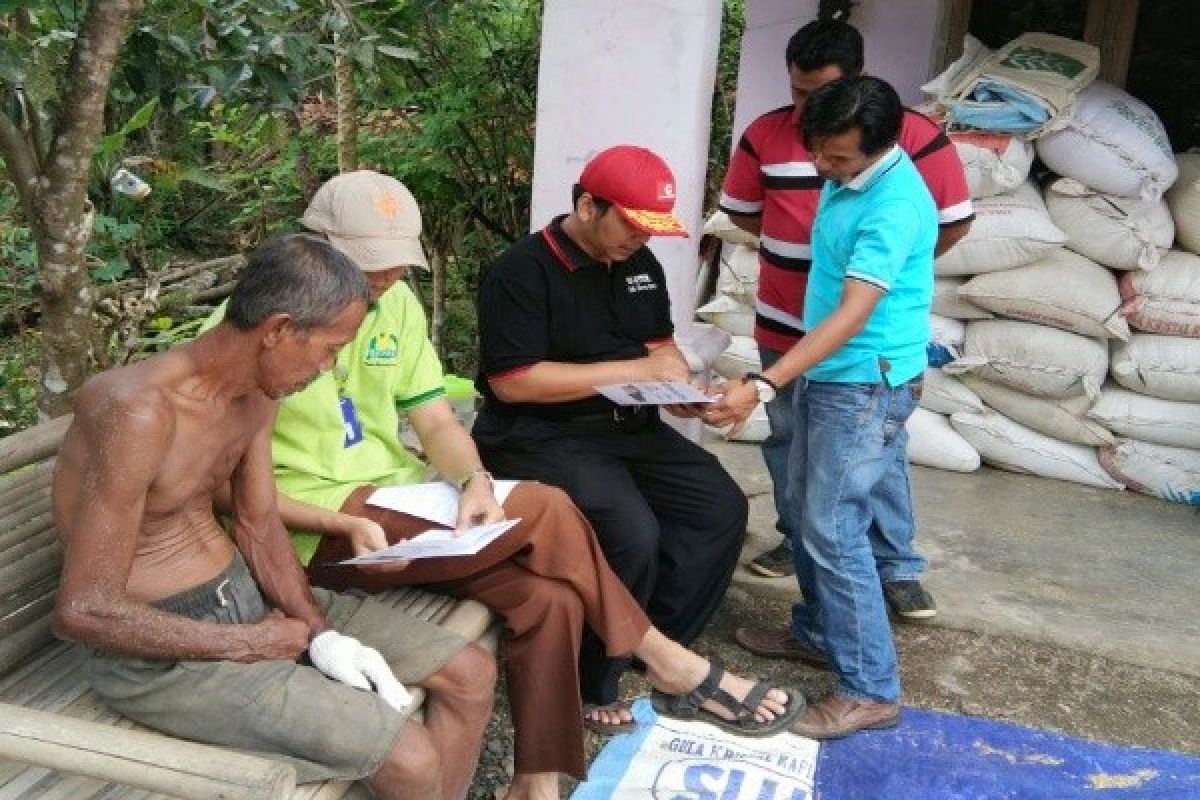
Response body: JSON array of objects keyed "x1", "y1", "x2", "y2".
[
  {"x1": 334, "y1": 31, "x2": 358, "y2": 173},
  {"x1": 24, "y1": 0, "x2": 147, "y2": 418},
  {"x1": 34, "y1": 210, "x2": 97, "y2": 413}
]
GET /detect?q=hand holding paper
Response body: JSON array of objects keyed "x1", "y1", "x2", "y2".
[
  {"x1": 339, "y1": 519, "x2": 521, "y2": 564},
  {"x1": 595, "y1": 381, "x2": 715, "y2": 407}
]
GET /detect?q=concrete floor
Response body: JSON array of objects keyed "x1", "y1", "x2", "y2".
[{"x1": 711, "y1": 435, "x2": 1200, "y2": 678}]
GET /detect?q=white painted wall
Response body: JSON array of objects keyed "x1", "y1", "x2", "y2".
[
  {"x1": 531, "y1": 0, "x2": 724, "y2": 332},
  {"x1": 732, "y1": 0, "x2": 942, "y2": 142}
]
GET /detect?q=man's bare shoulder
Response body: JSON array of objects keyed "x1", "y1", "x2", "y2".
[{"x1": 72, "y1": 354, "x2": 191, "y2": 446}]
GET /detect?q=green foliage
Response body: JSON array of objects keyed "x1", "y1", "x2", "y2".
[
  {"x1": 0, "y1": 332, "x2": 39, "y2": 434},
  {"x1": 0, "y1": 0, "x2": 754, "y2": 434},
  {"x1": 89, "y1": 214, "x2": 142, "y2": 282},
  {"x1": 707, "y1": 0, "x2": 747, "y2": 209}
]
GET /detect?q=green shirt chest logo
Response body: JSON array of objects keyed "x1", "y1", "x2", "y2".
[{"x1": 364, "y1": 332, "x2": 400, "y2": 364}]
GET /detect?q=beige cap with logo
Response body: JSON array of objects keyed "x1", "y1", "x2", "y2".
[{"x1": 300, "y1": 170, "x2": 429, "y2": 271}]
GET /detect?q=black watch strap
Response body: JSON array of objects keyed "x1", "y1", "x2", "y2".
[{"x1": 746, "y1": 371, "x2": 780, "y2": 392}]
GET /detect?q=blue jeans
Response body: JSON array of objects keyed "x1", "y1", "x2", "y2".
[
  {"x1": 758, "y1": 346, "x2": 798, "y2": 542},
  {"x1": 759, "y1": 347, "x2": 927, "y2": 583},
  {"x1": 786, "y1": 378, "x2": 921, "y2": 702}
]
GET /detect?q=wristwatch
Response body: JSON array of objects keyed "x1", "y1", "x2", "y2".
[
  {"x1": 743, "y1": 372, "x2": 779, "y2": 403},
  {"x1": 455, "y1": 468, "x2": 493, "y2": 492}
]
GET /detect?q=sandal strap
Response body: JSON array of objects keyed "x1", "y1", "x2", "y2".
[
  {"x1": 683, "y1": 659, "x2": 726, "y2": 710},
  {"x1": 738, "y1": 682, "x2": 773, "y2": 722}
]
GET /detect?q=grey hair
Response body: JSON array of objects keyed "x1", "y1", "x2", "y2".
[{"x1": 226, "y1": 234, "x2": 370, "y2": 331}]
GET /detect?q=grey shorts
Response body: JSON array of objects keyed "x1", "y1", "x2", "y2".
[{"x1": 84, "y1": 553, "x2": 467, "y2": 784}]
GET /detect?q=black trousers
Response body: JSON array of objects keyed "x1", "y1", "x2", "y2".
[{"x1": 475, "y1": 411, "x2": 748, "y2": 705}]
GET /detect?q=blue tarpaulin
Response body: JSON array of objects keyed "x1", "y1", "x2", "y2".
[{"x1": 572, "y1": 699, "x2": 1200, "y2": 799}]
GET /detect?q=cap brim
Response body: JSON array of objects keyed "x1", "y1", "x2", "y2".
[
  {"x1": 326, "y1": 233, "x2": 429, "y2": 272},
  {"x1": 615, "y1": 206, "x2": 690, "y2": 238}
]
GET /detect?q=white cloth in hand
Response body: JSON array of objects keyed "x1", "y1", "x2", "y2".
[{"x1": 308, "y1": 630, "x2": 414, "y2": 711}]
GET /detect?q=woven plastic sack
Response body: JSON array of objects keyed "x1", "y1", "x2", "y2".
[
  {"x1": 1166, "y1": 152, "x2": 1200, "y2": 255},
  {"x1": 933, "y1": 276, "x2": 993, "y2": 320},
  {"x1": 1099, "y1": 439, "x2": 1200, "y2": 504},
  {"x1": 1087, "y1": 385, "x2": 1200, "y2": 450},
  {"x1": 947, "y1": 319, "x2": 1107, "y2": 401},
  {"x1": 906, "y1": 407, "x2": 981, "y2": 472},
  {"x1": 951, "y1": 412, "x2": 1122, "y2": 489},
  {"x1": 961, "y1": 375, "x2": 1113, "y2": 446},
  {"x1": 1111, "y1": 334, "x2": 1200, "y2": 403},
  {"x1": 920, "y1": 368, "x2": 985, "y2": 415},
  {"x1": 1044, "y1": 177, "x2": 1174, "y2": 270},
  {"x1": 958, "y1": 247, "x2": 1129, "y2": 340},
  {"x1": 1036, "y1": 81, "x2": 1179, "y2": 201},
  {"x1": 934, "y1": 182, "x2": 1067, "y2": 276},
  {"x1": 1117, "y1": 249, "x2": 1200, "y2": 338}
]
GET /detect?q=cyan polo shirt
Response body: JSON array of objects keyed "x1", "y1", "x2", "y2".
[{"x1": 803, "y1": 145, "x2": 937, "y2": 387}]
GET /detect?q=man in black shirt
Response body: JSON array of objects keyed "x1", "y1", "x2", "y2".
[{"x1": 475, "y1": 145, "x2": 748, "y2": 732}]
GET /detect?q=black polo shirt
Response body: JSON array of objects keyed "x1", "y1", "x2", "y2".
[{"x1": 475, "y1": 215, "x2": 674, "y2": 420}]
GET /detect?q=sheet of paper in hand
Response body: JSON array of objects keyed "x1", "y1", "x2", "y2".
[
  {"x1": 339, "y1": 518, "x2": 521, "y2": 563},
  {"x1": 367, "y1": 480, "x2": 520, "y2": 528},
  {"x1": 571, "y1": 698, "x2": 817, "y2": 800},
  {"x1": 595, "y1": 381, "x2": 715, "y2": 406}
]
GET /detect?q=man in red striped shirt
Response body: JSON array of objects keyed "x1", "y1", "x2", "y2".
[{"x1": 722, "y1": 19, "x2": 973, "y2": 653}]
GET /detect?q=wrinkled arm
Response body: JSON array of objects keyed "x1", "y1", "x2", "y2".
[{"x1": 227, "y1": 402, "x2": 328, "y2": 637}]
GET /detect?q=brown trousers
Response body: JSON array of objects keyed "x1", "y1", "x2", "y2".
[{"x1": 308, "y1": 482, "x2": 651, "y2": 779}]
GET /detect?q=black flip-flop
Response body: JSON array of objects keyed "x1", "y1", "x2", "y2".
[
  {"x1": 583, "y1": 699, "x2": 637, "y2": 735},
  {"x1": 650, "y1": 660, "x2": 805, "y2": 737}
]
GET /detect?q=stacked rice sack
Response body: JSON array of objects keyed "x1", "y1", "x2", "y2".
[
  {"x1": 924, "y1": 43, "x2": 1200, "y2": 505},
  {"x1": 697, "y1": 212, "x2": 770, "y2": 442}
]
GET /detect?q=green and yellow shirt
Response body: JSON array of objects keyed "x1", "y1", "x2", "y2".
[{"x1": 203, "y1": 282, "x2": 445, "y2": 564}]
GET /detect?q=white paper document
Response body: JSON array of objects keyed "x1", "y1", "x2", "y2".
[
  {"x1": 366, "y1": 480, "x2": 520, "y2": 528},
  {"x1": 339, "y1": 518, "x2": 521, "y2": 564},
  {"x1": 594, "y1": 381, "x2": 714, "y2": 407}
]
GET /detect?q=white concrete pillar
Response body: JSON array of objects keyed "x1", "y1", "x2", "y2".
[
  {"x1": 531, "y1": 0, "x2": 724, "y2": 332},
  {"x1": 733, "y1": 0, "x2": 942, "y2": 142}
]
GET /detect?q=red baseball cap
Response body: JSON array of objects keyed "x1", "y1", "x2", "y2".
[{"x1": 578, "y1": 145, "x2": 689, "y2": 237}]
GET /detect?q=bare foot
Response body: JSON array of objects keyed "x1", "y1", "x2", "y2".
[
  {"x1": 583, "y1": 700, "x2": 635, "y2": 730},
  {"x1": 498, "y1": 772, "x2": 559, "y2": 800},
  {"x1": 640, "y1": 631, "x2": 792, "y2": 724}
]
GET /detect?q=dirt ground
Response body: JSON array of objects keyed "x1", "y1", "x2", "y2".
[{"x1": 468, "y1": 584, "x2": 1200, "y2": 798}]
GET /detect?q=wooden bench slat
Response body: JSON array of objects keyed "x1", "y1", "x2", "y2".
[
  {"x1": 0, "y1": 528, "x2": 55, "y2": 568},
  {"x1": 0, "y1": 489, "x2": 51, "y2": 530},
  {"x1": 0, "y1": 462, "x2": 54, "y2": 508},
  {"x1": 0, "y1": 703, "x2": 297, "y2": 800},
  {"x1": 0, "y1": 417, "x2": 71, "y2": 475},
  {"x1": 0, "y1": 593, "x2": 55, "y2": 643},
  {"x1": 0, "y1": 531, "x2": 57, "y2": 572},
  {"x1": 0, "y1": 643, "x2": 74, "y2": 700},
  {"x1": 0, "y1": 623, "x2": 57, "y2": 687},
  {"x1": 10, "y1": 769, "x2": 111, "y2": 800}
]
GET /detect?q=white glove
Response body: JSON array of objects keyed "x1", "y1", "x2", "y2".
[{"x1": 308, "y1": 630, "x2": 414, "y2": 712}]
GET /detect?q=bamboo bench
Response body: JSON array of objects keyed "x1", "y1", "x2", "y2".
[{"x1": 0, "y1": 417, "x2": 497, "y2": 800}]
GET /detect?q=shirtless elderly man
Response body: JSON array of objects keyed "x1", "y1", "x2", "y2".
[{"x1": 50, "y1": 234, "x2": 495, "y2": 800}]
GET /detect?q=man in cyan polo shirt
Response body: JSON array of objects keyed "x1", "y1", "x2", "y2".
[
  {"x1": 720, "y1": 18, "x2": 972, "y2": 620},
  {"x1": 709, "y1": 75, "x2": 936, "y2": 738},
  {"x1": 474, "y1": 145, "x2": 748, "y2": 732}
]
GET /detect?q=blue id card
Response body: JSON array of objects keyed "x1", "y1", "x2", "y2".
[{"x1": 340, "y1": 396, "x2": 364, "y2": 447}]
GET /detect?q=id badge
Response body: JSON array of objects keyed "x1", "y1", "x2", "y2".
[{"x1": 339, "y1": 396, "x2": 364, "y2": 447}]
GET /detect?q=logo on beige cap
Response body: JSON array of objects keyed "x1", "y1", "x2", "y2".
[{"x1": 373, "y1": 192, "x2": 402, "y2": 218}]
